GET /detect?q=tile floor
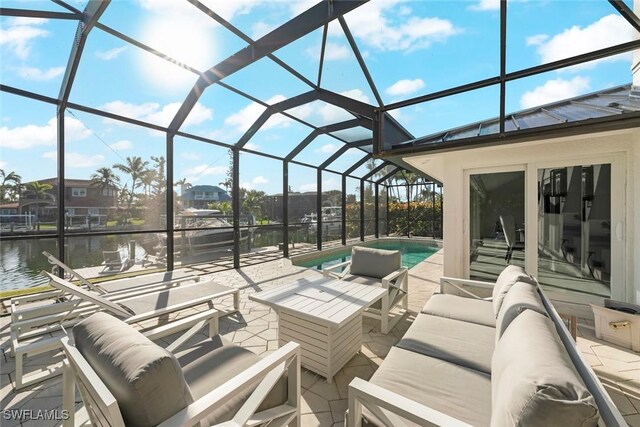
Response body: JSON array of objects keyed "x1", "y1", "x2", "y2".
[{"x1": 1, "y1": 248, "x2": 638, "y2": 426}]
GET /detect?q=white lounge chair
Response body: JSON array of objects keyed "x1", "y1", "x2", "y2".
[
  {"x1": 323, "y1": 246, "x2": 408, "y2": 334},
  {"x1": 142, "y1": 245, "x2": 168, "y2": 267},
  {"x1": 42, "y1": 250, "x2": 198, "y2": 295},
  {"x1": 62, "y1": 312, "x2": 301, "y2": 427},
  {"x1": 101, "y1": 250, "x2": 131, "y2": 274},
  {"x1": 10, "y1": 272, "x2": 239, "y2": 390},
  {"x1": 7, "y1": 251, "x2": 202, "y2": 317}
]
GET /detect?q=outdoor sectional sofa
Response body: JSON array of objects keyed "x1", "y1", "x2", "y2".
[{"x1": 347, "y1": 265, "x2": 626, "y2": 426}]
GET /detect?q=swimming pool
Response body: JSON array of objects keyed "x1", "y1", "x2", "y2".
[{"x1": 294, "y1": 240, "x2": 439, "y2": 272}]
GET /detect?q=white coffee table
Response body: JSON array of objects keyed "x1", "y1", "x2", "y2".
[{"x1": 249, "y1": 276, "x2": 386, "y2": 383}]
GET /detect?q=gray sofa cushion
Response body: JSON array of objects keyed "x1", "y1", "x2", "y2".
[
  {"x1": 492, "y1": 265, "x2": 536, "y2": 317},
  {"x1": 175, "y1": 337, "x2": 287, "y2": 425},
  {"x1": 422, "y1": 293, "x2": 496, "y2": 328},
  {"x1": 73, "y1": 312, "x2": 193, "y2": 427},
  {"x1": 397, "y1": 313, "x2": 495, "y2": 373},
  {"x1": 365, "y1": 347, "x2": 492, "y2": 426},
  {"x1": 350, "y1": 246, "x2": 401, "y2": 279},
  {"x1": 495, "y1": 281, "x2": 547, "y2": 341},
  {"x1": 491, "y1": 310, "x2": 599, "y2": 427}
]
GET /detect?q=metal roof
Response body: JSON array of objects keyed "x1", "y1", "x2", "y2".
[{"x1": 394, "y1": 84, "x2": 640, "y2": 150}]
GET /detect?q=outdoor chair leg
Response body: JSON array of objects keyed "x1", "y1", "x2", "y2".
[
  {"x1": 62, "y1": 362, "x2": 75, "y2": 427},
  {"x1": 380, "y1": 294, "x2": 390, "y2": 334}
]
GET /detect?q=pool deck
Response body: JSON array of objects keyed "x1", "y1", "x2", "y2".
[{"x1": 1, "y1": 248, "x2": 639, "y2": 426}]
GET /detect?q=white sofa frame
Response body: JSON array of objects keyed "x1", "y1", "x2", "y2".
[
  {"x1": 347, "y1": 277, "x2": 627, "y2": 427},
  {"x1": 62, "y1": 311, "x2": 301, "y2": 427},
  {"x1": 323, "y1": 261, "x2": 409, "y2": 334}
]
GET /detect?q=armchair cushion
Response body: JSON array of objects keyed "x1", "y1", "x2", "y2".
[
  {"x1": 176, "y1": 337, "x2": 288, "y2": 425},
  {"x1": 73, "y1": 312, "x2": 193, "y2": 427},
  {"x1": 350, "y1": 246, "x2": 401, "y2": 280},
  {"x1": 492, "y1": 265, "x2": 537, "y2": 317},
  {"x1": 491, "y1": 310, "x2": 598, "y2": 427}
]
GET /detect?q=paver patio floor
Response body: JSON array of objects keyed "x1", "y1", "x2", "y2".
[{"x1": 1, "y1": 248, "x2": 638, "y2": 426}]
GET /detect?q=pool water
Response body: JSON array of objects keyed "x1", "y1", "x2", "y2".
[{"x1": 296, "y1": 241, "x2": 439, "y2": 272}]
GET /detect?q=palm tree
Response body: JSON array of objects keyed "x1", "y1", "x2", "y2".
[
  {"x1": 0, "y1": 169, "x2": 21, "y2": 202},
  {"x1": 113, "y1": 156, "x2": 148, "y2": 213},
  {"x1": 90, "y1": 167, "x2": 120, "y2": 213},
  {"x1": 174, "y1": 178, "x2": 191, "y2": 196},
  {"x1": 25, "y1": 181, "x2": 53, "y2": 220},
  {"x1": 140, "y1": 169, "x2": 156, "y2": 196},
  {"x1": 150, "y1": 156, "x2": 166, "y2": 195}
]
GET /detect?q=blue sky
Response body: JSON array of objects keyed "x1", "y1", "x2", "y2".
[{"x1": 0, "y1": 0, "x2": 636, "y2": 196}]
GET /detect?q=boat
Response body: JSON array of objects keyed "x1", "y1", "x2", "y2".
[
  {"x1": 302, "y1": 206, "x2": 342, "y2": 236},
  {"x1": 139, "y1": 209, "x2": 252, "y2": 255}
]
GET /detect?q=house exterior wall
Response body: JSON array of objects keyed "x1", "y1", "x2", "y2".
[
  {"x1": 404, "y1": 128, "x2": 639, "y2": 306},
  {"x1": 19, "y1": 179, "x2": 118, "y2": 219}
]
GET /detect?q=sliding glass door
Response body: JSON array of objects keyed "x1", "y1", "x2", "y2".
[
  {"x1": 469, "y1": 170, "x2": 525, "y2": 281},
  {"x1": 537, "y1": 164, "x2": 611, "y2": 298}
]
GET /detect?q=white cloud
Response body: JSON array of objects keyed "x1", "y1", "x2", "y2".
[
  {"x1": 307, "y1": 42, "x2": 351, "y2": 61},
  {"x1": 15, "y1": 66, "x2": 64, "y2": 81},
  {"x1": 252, "y1": 176, "x2": 268, "y2": 185},
  {"x1": 385, "y1": 78, "x2": 425, "y2": 96},
  {"x1": 0, "y1": 160, "x2": 6, "y2": 169},
  {"x1": 299, "y1": 177, "x2": 339, "y2": 192},
  {"x1": 0, "y1": 117, "x2": 90, "y2": 150},
  {"x1": 183, "y1": 164, "x2": 227, "y2": 183},
  {"x1": 200, "y1": 0, "x2": 264, "y2": 21},
  {"x1": 319, "y1": 89, "x2": 370, "y2": 123},
  {"x1": 315, "y1": 143, "x2": 338, "y2": 154},
  {"x1": 532, "y1": 15, "x2": 632, "y2": 68},
  {"x1": 43, "y1": 151, "x2": 105, "y2": 168},
  {"x1": 225, "y1": 95, "x2": 300, "y2": 133},
  {"x1": 520, "y1": 76, "x2": 591, "y2": 109},
  {"x1": 109, "y1": 140, "x2": 133, "y2": 150},
  {"x1": 299, "y1": 183, "x2": 316, "y2": 192},
  {"x1": 398, "y1": 5, "x2": 412, "y2": 16},
  {"x1": 146, "y1": 102, "x2": 212, "y2": 127},
  {"x1": 240, "y1": 182, "x2": 254, "y2": 190},
  {"x1": 100, "y1": 101, "x2": 212, "y2": 127},
  {"x1": 0, "y1": 18, "x2": 50, "y2": 59},
  {"x1": 288, "y1": 0, "x2": 319, "y2": 17},
  {"x1": 96, "y1": 46, "x2": 128, "y2": 61},
  {"x1": 251, "y1": 21, "x2": 277, "y2": 39},
  {"x1": 526, "y1": 34, "x2": 549, "y2": 46},
  {"x1": 181, "y1": 152, "x2": 201, "y2": 161},
  {"x1": 468, "y1": 0, "x2": 500, "y2": 11},
  {"x1": 244, "y1": 142, "x2": 260, "y2": 151},
  {"x1": 338, "y1": 1, "x2": 461, "y2": 53}
]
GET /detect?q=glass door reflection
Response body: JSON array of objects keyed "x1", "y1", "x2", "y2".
[
  {"x1": 469, "y1": 171, "x2": 525, "y2": 281},
  {"x1": 537, "y1": 164, "x2": 611, "y2": 297}
]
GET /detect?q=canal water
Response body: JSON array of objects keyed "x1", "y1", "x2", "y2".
[{"x1": 0, "y1": 236, "x2": 145, "y2": 292}]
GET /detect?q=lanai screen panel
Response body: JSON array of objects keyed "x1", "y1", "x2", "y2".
[{"x1": 0, "y1": 16, "x2": 77, "y2": 98}]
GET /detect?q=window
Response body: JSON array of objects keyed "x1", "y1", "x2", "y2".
[
  {"x1": 72, "y1": 188, "x2": 86, "y2": 197},
  {"x1": 102, "y1": 188, "x2": 115, "y2": 197},
  {"x1": 88, "y1": 208, "x2": 100, "y2": 216}
]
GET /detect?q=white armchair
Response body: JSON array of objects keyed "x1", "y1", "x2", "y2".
[
  {"x1": 62, "y1": 311, "x2": 301, "y2": 427},
  {"x1": 323, "y1": 246, "x2": 408, "y2": 334}
]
